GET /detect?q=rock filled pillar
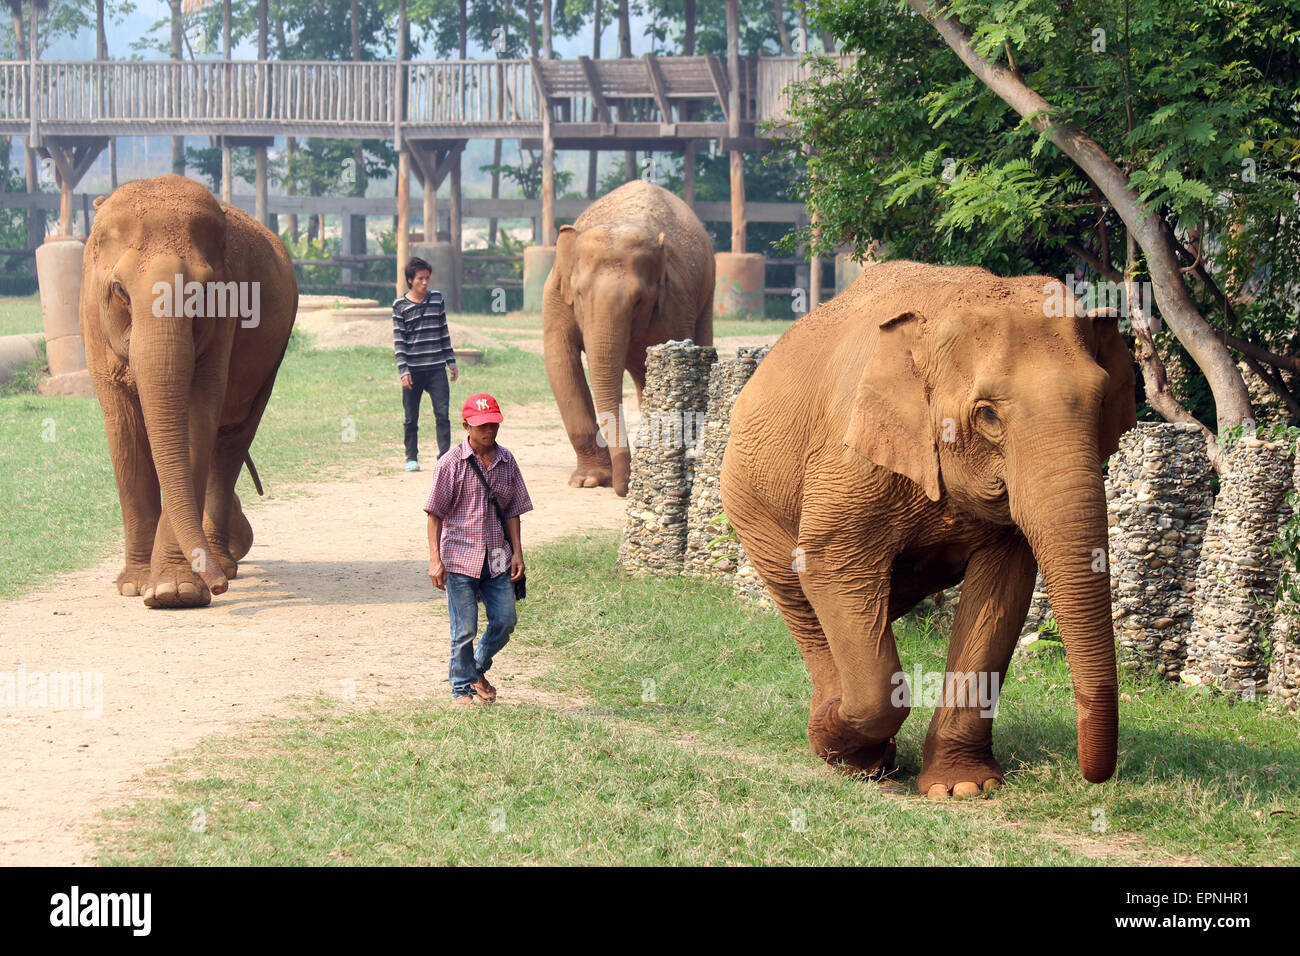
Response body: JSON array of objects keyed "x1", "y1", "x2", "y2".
[
  {"x1": 1186, "y1": 436, "x2": 1294, "y2": 696},
  {"x1": 618, "y1": 341, "x2": 716, "y2": 576},
  {"x1": 1106, "y1": 423, "x2": 1213, "y2": 679}
]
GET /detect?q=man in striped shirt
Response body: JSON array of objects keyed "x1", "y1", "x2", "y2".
[{"x1": 394, "y1": 256, "x2": 458, "y2": 471}]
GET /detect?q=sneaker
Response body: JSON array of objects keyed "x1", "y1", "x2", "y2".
[
  {"x1": 472, "y1": 673, "x2": 497, "y2": 702},
  {"x1": 405, "y1": 460, "x2": 420, "y2": 472},
  {"x1": 451, "y1": 694, "x2": 476, "y2": 710}
]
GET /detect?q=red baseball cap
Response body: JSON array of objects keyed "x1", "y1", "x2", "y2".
[{"x1": 462, "y1": 393, "x2": 504, "y2": 425}]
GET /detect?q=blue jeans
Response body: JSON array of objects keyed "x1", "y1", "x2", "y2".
[{"x1": 446, "y1": 558, "x2": 518, "y2": 698}]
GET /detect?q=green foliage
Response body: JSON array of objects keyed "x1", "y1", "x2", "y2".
[
  {"x1": 781, "y1": 0, "x2": 1300, "y2": 376},
  {"x1": 481, "y1": 155, "x2": 574, "y2": 201}
]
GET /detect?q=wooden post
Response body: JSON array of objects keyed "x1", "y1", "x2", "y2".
[
  {"x1": 587, "y1": 0, "x2": 600, "y2": 198},
  {"x1": 423, "y1": 153, "x2": 437, "y2": 241},
  {"x1": 396, "y1": 146, "x2": 410, "y2": 298},
  {"x1": 450, "y1": 148, "x2": 463, "y2": 311},
  {"x1": 726, "y1": 0, "x2": 745, "y2": 253},
  {"x1": 256, "y1": 0, "x2": 269, "y2": 224},
  {"x1": 255, "y1": 148, "x2": 268, "y2": 225},
  {"x1": 395, "y1": 0, "x2": 408, "y2": 296},
  {"x1": 682, "y1": 0, "x2": 696, "y2": 206},
  {"x1": 221, "y1": 0, "x2": 232, "y2": 203}
]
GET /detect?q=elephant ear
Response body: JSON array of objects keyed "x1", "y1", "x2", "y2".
[
  {"x1": 843, "y1": 310, "x2": 942, "y2": 501},
  {"x1": 555, "y1": 224, "x2": 578, "y2": 306},
  {"x1": 1088, "y1": 307, "x2": 1138, "y2": 459},
  {"x1": 654, "y1": 232, "x2": 668, "y2": 317}
]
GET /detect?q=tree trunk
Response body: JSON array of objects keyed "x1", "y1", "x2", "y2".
[
  {"x1": 587, "y1": 0, "x2": 601, "y2": 198},
  {"x1": 619, "y1": 0, "x2": 634, "y2": 181},
  {"x1": 773, "y1": 0, "x2": 792, "y2": 55},
  {"x1": 170, "y1": 1, "x2": 184, "y2": 175},
  {"x1": 907, "y1": 0, "x2": 1254, "y2": 454}
]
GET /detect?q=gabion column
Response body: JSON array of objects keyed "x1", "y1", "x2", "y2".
[
  {"x1": 1269, "y1": 453, "x2": 1300, "y2": 712},
  {"x1": 1106, "y1": 423, "x2": 1214, "y2": 679},
  {"x1": 1186, "y1": 437, "x2": 1294, "y2": 696},
  {"x1": 1018, "y1": 574, "x2": 1052, "y2": 642},
  {"x1": 618, "y1": 340, "x2": 716, "y2": 576},
  {"x1": 683, "y1": 346, "x2": 770, "y2": 580},
  {"x1": 733, "y1": 539, "x2": 775, "y2": 610}
]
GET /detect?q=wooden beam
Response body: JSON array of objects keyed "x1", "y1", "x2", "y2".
[
  {"x1": 578, "y1": 56, "x2": 612, "y2": 124},
  {"x1": 705, "y1": 54, "x2": 730, "y2": 121},
  {"x1": 642, "y1": 54, "x2": 672, "y2": 121},
  {"x1": 396, "y1": 145, "x2": 410, "y2": 297}
]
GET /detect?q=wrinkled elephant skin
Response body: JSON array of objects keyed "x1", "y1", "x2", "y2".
[{"x1": 721, "y1": 260, "x2": 1136, "y2": 794}]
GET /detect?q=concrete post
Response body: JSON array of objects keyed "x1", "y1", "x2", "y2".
[
  {"x1": 35, "y1": 237, "x2": 86, "y2": 376},
  {"x1": 714, "y1": 252, "x2": 764, "y2": 319},
  {"x1": 523, "y1": 245, "x2": 557, "y2": 314}
]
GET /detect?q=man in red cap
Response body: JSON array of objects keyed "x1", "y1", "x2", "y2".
[{"x1": 424, "y1": 393, "x2": 533, "y2": 708}]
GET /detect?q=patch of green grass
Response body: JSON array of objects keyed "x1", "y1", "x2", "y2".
[
  {"x1": 96, "y1": 531, "x2": 1299, "y2": 865},
  {"x1": 0, "y1": 336, "x2": 551, "y2": 599},
  {"x1": 0, "y1": 293, "x2": 44, "y2": 337},
  {"x1": 0, "y1": 339, "x2": 48, "y2": 398},
  {"x1": 712, "y1": 317, "x2": 796, "y2": 339}
]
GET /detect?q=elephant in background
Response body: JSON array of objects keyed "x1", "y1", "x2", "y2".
[
  {"x1": 81, "y1": 174, "x2": 298, "y2": 608},
  {"x1": 543, "y1": 179, "x2": 714, "y2": 496},
  {"x1": 721, "y1": 260, "x2": 1136, "y2": 796}
]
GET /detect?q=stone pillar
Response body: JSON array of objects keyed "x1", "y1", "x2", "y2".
[
  {"x1": 618, "y1": 341, "x2": 716, "y2": 576},
  {"x1": 714, "y1": 252, "x2": 764, "y2": 318},
  {"x1": 1106, "y1": 423, "x2": 1213, "y2": 679},
  {"x1": 1268, "y1": 453, "x2": 1300, "y2": 712},
  {"x1": 35, "y1": 237, "x2": 87, "y2": 376},
  {"x1": 1017, "y1": 574, "x2": 1052, "y2": 643},
  {"x1": 522, "y1": 245, "x2": 556, "y2": 314},
  {"x1": 411, "y1": 241, "x2": 456, "y2": 298},
  {"x1": 1186, "y1": 437, "x2": 1294, "y2": 696},
  {"x1": 683, "y1": 346, "x2": 770, "y2": 580}
]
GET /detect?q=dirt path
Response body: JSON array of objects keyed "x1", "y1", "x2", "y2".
[{"x1": 0, "y1": 402, "x2": 626, "y2": 866}]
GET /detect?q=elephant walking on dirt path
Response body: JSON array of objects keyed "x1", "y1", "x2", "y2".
[
  {"x1": 81, "y1": 175, "x2": 298, "y2": 608},
  {"x1": 543, "y1": 180, "x2": 714, "y2": 496}
]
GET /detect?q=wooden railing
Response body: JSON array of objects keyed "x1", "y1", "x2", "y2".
[
  {"x1": 755, "y1": 54, "x2": 858, "y2": 127},
  {"x1": 0, "y1": 56, "x2": 838, "y2": 129}
]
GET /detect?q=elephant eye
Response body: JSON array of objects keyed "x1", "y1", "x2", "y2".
[
  {"x1": 976, "y1": 404, "x2": 1001, "y2": 430},
  {"x1": 111, "y1": 281, "x2": 128, "y2": 301}
]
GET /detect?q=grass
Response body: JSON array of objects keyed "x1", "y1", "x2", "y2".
[
  {"x1": 0, "y1": 293, "x2": 43, "y2": 337},
  {"x1": 451, "y1": 310, "x2": 795, "y2": 343},
  {"x1": 94, "y1": 531, "x2": 1300, "y2": 866},
  {"x1": 0, "y1": 331, "x2": 552, "y2": 600}
]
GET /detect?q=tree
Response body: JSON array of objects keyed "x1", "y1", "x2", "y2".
[{"x1": 782, "y1": 0, "x2": 1300, "y2": 457}]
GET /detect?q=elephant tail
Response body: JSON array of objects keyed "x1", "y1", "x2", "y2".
[{"x1": 244, "y1": 452, "x2": 265, "y2": 496}]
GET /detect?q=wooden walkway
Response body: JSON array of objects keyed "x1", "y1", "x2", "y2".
[{"x1": 0, "y1": 55, "x2": 850, "y2": 142}]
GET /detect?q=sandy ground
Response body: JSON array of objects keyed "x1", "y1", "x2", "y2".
[{"x1": 0, "y1": 402, "x2": 630, "y2": 866}]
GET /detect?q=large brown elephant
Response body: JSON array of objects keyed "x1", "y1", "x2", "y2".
[
  {"x1": 721, "y1": 260, "x2": 1136, "y2": 796},
  {"x1": 543, "y1": 179, "x2": 714, "y2": 496},
  {"x1": 81, "y1": 174, "x2": 297, "y2": 608}
]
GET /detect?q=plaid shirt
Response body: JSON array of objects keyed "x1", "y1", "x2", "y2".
[{"x1": 424, "y1": 439, "x2": 534, "y2": 577}]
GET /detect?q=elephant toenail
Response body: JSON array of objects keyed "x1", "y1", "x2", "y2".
[
  {"x1": 952, "y1": 781, "x2": 981, "y2": 798},
  {"x1": 982, "y1": 778, "x2": 1000, "y2": 792},
  {"x1": 925, "y1": 784, "x2": 951, "y2": 799}
]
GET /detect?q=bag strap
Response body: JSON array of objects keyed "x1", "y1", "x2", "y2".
[{"x1": 466, "y1": 453, "x2": 508, "y2": 531}]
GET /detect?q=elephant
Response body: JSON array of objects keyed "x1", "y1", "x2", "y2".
[
  {"x1": 80, "y1": 174, "x2": 298, "y2": 608},
  {"x1": 720, "y1": 260, "x2": 1136, "y2": 796},
  {"x1": 543, "y1": 179, "x2": 714, "y2": 496}
]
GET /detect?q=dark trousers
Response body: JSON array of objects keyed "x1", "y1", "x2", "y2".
[{"x1": 403, "y1": 364, "x2": 451, "y2": 462}]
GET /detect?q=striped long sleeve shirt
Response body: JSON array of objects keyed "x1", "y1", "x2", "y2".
[{"x1": 393, "y1": 290, "x2": 457, "y2": 377}]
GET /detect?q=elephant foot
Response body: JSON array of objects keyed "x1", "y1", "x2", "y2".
[
  {"x1": 142, "y1": 564, "x2": 213, "y2": 609},
  {"x1": 809, "y1": 698, "x2": 897, "y2": 778},
  {"x1": 208, "y1": 545, "x2": 239, "y2": 581},
  {"x1": 568, "y1": 463, "x2": 612, "y2": 489},
  {"x1": 228, "y1": 496, "x2": 253, "y2": 563},
  {"x1": 115, "y1": 564, "x2": 151, "y2": 597},
  {"x1": 918, "y1": 749, "x2": 1005, "y2": 799}
]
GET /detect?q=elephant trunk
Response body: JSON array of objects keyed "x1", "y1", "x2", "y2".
[
  {"x1": 1010, "y1": 449, "x2": 1118, "y2": 784},
  {"x1": 131, "y1": 307, "x2": 228, "y2": 596},
  {"x1": 587, "y1": 320, "x2": 633, "y2": 497}
]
